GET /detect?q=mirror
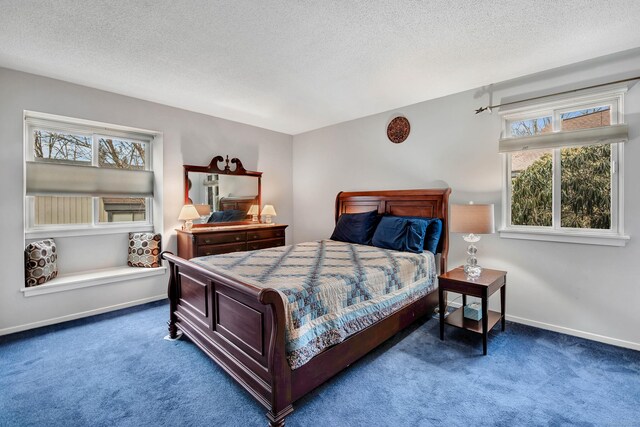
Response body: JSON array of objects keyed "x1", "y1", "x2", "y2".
[{"x1": 184, "y1": 155, "x2": 262, "y2": 226}]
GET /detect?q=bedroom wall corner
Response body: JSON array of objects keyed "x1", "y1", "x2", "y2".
[
  {"x1": 291, "y1": 48, "x2": 640, "y2": 350},
  {"x1": 0, "y1": 67, "x2": 294, "y2": 335}
]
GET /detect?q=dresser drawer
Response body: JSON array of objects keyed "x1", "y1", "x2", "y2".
[
  {"x1": 247, "y1": 228, "x2": 286, "y2": 241},
  {"x1": 197, "y1": 242, "x2": 247, "y2": 256},
  {"x1": 196, "y1": 231, "x2": 246, "y2": 246},
  {"x1": 247, "y1": 238, "x2": 285, "y2": 251},
  {"x1": 177, "y1": 224, "x2": 287, "y2": 259}
]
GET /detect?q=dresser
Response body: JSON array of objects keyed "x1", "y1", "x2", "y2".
[{"x1": 176, "y1": 224, "x2": 288, "y2": 259}]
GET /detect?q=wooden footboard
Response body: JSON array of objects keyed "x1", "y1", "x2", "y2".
[
  {"x1": 163, "y1": 250, "x2": 439, "y2": 426},
  {"x1": 163, "y1": 252, "x2": 293, "y2": 425},
  {"x1": 163, "y1": 188, "x2": 450, "y2": 426}
]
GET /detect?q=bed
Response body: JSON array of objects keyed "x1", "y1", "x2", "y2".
[
  {"x1": 206, "y1": 196, "x2": 259, "y2": 223},
  {"x1": 162, "y1": 188, "x2": 451, "y2": 426}
]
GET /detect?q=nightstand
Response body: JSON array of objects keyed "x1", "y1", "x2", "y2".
[{"x1": 438, "y1": 267, "x2": 507, "y2": 355}]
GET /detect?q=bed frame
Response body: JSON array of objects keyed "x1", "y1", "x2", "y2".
[
  {"x1": 162, "y1": 188, "x2": 451, "y2": 426},
  {"x1": 218, "y1": 195, "x2": 259, "y2": 215}
]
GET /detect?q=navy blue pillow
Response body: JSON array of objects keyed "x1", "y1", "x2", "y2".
[
  {"x1": 330, "y1": 210, "x2": 379, "y2": 245},
  {"x1": 207, "y1": 209, "x2": 247, "y2": 223},
  {"x1": 385, "y1": 216, "x2": 443, "y2": 254},
  {"x1": 223, "y1": 209, "x2": 247, "y2": 222},
  {"x1": 424, "y1": 218, "x2": 443, "y2": 254},
  {"x1": 371, "y1": 216, "x2": 427, "y2": 254},
  {"x1": 207, "y1": 211, "x2": 226, "y2": 223}
]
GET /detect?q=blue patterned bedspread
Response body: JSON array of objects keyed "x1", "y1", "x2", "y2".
[{"x1": 191, "y1": 240, "x2": 437, "y2": 369}]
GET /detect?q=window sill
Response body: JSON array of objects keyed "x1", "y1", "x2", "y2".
[
  {"x1": 25, "y1": 224, "x2": 154, "y2": 239},
  {"x1": 20, "y1": 265, "x2": 167, "y2": 297},
  {"x1": 499, "y1": 228, "x2": 629, "y2": 247}
]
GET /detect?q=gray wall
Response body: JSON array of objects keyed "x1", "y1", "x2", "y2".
[
  {"x1": 0, "y1": 68, "x2": 293, "y2": 334},
  {"x1": 2, "y1": 48, "x2": 639, "y2": 349},
  {"x1": 292, "y1": 49, "x2": 640, "y2": 349}
]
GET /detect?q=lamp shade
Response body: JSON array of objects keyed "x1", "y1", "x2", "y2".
[
  {"x1": 450, "y1": 203, "x2": 495, "y2": 234},
  {"x1": 247, "y1": 204, "x2": 260, "y2": 216},
  {"x1": 194, "y1": 204, "x2": 211, "y2": 216},
  {"x1": 178, "y1": 204, "x2": 200, "y2": 221},
  {"x1": 261, "y1": 205, "x2": 277, "y2": 216}
]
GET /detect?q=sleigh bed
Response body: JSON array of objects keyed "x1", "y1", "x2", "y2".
[{"x1": 162, "y1": 189, "x2": 451, "y2": 426}]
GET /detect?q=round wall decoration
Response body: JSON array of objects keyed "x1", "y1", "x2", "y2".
[{"x1": 387, "y1": 116, "x2": 410, "y2": 144}]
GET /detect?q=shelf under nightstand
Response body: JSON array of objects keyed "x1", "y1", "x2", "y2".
[
  {"x1": 438, "y1": 267, "x2": 507, "y2": 355},
  {"x1": 444, "y1": 306, "x2": 502, "y2": 334}
]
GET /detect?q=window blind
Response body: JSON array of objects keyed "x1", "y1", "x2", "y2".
[
  {"x1": 26, "y1": 162, "x2": 154, "y2": 197},
  {"x1": 498, "y1": 123, "x2": 628, "y2": 153}
]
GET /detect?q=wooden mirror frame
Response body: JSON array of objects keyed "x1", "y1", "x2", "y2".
[{"x1": 184, "y1": 155, "x2": 262, "y2": 227}]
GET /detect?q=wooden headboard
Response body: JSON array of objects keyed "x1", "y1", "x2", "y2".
[
  {"x1": 219, "y1": 196, "x2": 259, "y2": 214},
  {"x1": 335, "y1": 188, "x2": 451, "y2": 272}
]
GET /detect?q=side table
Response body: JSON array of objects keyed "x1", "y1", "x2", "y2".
[{"x1": 438, "y1": 267, "x2": 507, "y2": 355}]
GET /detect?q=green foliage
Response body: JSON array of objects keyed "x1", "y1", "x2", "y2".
[
  {"x1": 511, "y1": 145, "x2": 611, "y2": 229},
  {"x1": 511, "y1": 153, "x2": 552, "y2": 226},
  {"x1": 560, "y1": 145, "x2": 610, "y2": 229}
]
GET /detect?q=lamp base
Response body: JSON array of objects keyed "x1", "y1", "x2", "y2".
[
  {"x1": 464, "y1": 263, "x2": 482, "y2": 279},
  {"x1": 265, "y1": 215, "x2": 273, "y2": 224},
  {"x1": 184, "y1": 220, "x2": 193, "y2": 231},
  {"x1": 463, "y1": 234, "x2": 482, "y2": 279}
]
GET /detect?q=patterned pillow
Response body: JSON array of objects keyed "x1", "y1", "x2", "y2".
[
  {"x1": 128, "y1": 233, "x2": 162, "y2": 268},
  {"x1": 25, "y1": 239, "x2": 58, "y2": 287}
]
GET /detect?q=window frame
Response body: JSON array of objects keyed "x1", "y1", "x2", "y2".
[
  {"x1": 24, "y1": 112, "x2": 158, "y2": 238},
  {"x1": 499, "y1": 88, "x2": 629, "y2": 246}
]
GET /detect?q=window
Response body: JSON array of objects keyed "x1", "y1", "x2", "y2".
[
  {"x1": 24, "y1": 112, "x2": 158, "y2": 236},
  {"x1": 499, "y1": 87, "x2": 629, "y2": 246}
]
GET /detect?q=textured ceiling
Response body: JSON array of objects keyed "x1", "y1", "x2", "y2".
[{"x1": 2, "y1": 1, "x2": 640, "y2": 135}]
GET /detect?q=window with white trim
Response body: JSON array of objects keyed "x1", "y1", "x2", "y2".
[
  {"x1": 24, "y1": 112, "x2": 157, "y2": 235},
  {"x1": 499, "y1": 87, "x2": 629, "y2": 246}
]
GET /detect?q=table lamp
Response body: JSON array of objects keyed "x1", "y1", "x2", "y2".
[
  {"x1": 247, "y1": 204, "x2": 260, "y2": 222},
  {"x1": 260, "y1": 205, "x2": 277, "y2": 224},
  {"x1": 450, "y1": 202, "x2": 495, "y2": 278},
  {"x1": 178, "y1": 204, "x2": 200, "y2": 231}
]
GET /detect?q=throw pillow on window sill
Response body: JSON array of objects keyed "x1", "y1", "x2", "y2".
[
  {"x1": 128, "y1": 232, "x2": 162, "y2": 268},
  {"x1": 25, "y1": 238, "x2": 58, "y2": 287}
]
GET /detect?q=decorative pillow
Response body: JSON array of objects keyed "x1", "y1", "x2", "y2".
[
  {"x1": 24, "y1": 239, "x2": 58, "y2": 287},
  {"x1": 372, "y1": 216, "x2": 427, "y2": 253},
  {"x1": 223, "y1": 209, "x2": 248, "y2": 222},
  {"x1": 330, "y1": 210, "x2": 379, "y2": 245},
  {"x1": 128, "y1": 233, "x2": 162, "y2": 268},
  {"x1": 424, "y1": 218, "x2": 443, "y2": 254},
  {"x1": 207, "y1": 210, "x2": 248, "y2": 223},
  {"x1": 207, "y1": 211, "x2": 226, "y2": 223},
  {"x1": 383, "y1": 216, "x2": 443, "y2": 254}
]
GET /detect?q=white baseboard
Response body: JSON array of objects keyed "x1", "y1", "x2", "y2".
[
  {"x1": 445, "y1": 300, "x2": 640, "y2": 352},
  {"x1": 505, "y1": 314, "x2": 640, "y2": 352},
  {"x1": 0, "y1": 294, "x2": 166, "y2": 336}
]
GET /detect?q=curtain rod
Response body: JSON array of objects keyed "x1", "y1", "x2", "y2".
[{"x1": 474, "y1": 76, "x2": 640, "y2": 114}]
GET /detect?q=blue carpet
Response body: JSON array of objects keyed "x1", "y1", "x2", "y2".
[{"x1": 1, "y1": 301, "x2": 639, "y2": 426}]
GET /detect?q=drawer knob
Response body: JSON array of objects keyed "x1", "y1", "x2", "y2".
[
  {"x1": 204, "y1": 239, "x2": 211, "y2": 244},
  {"x1": 252, "y1": 235, "x2": 258, "y2": 239},
  {"x1": 235, "y1": 236, "x2": 241, "y2": 241}
]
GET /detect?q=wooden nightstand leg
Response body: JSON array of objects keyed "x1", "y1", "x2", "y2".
[
  {"x1": 482, "y1": 293, "x2": 488, "y2": 355},
  {"x1": 439, "y1": 286, "x2": 445, "y2": 340},
  {"x1": 501, "y1": 280, "x2": 506, "y2": 332}
]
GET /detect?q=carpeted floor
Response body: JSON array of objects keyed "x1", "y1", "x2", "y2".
[{"x1": 1, "y1": 301, "x2": 639, "y2": 427}]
